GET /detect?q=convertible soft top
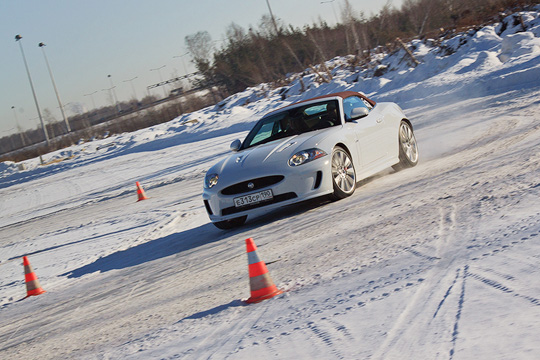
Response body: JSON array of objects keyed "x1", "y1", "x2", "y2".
[
  {"x1": 274, "y1": 91, "x2": 376, "y2": 115},
  {"x1": 299, "y1": 91, "x2": 375, "y2": 106}
]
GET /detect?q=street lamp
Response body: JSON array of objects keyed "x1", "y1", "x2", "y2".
[
  {"x1": 173, "y1": 52, "x2": 190, "y2": 75},
  {"x1": 150, "y1": 65, "x2": 168, "y2": 98},
  {"x1": 39, "y1": 42, "x2": 71, "y2": 133},
  {"x1": 265, "y1": 0, "x2": 280, "y2": 36},
  {"x1": 173, "y1": 52, "x2": 190, "y2": 91},
  {"x1": 321, "y1": 0, "x2": 339, "y2": 25},
  {"x1": 15, "y1": 34, "x2": 50, "y2": 145},
  {"x1": 122, "y1": 76, "x2": 138, "y2": 100},
  {"x1": 83, "y1": 91, "x2": 98, "y2": 110},
  {"x1": 107, "y1": 75, "x2": 121, "y2": 113},
  {"x1": 11, "y1": 106, "x2": 27, "y2": 146},
  {"x1": 101, "y1": 87, "x2": 117, "y2": 110}
]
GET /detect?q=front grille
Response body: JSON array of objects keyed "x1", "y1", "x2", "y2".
[
  {"x1": 221, "y1": 192, "x2": 297, "y2": 216},
  {"x1": 221, "y1": 175, "x2": 285, "y2": 195}
]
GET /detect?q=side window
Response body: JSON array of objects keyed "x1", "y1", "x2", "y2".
[{"x1": 343, "y1": 96, "x2": 372, "y2": 121}]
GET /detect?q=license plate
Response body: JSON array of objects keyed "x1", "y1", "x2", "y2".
[{"x1": 234, "y1": 190, "x2": 273, "y2": 208}]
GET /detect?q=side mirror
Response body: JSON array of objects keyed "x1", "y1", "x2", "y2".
[
  {"x1": 230, "y1": 139, "x2": 242, "y2": 152},
  {"x1": 349, "y1": 107, "x2": 369, "y2": 120}
]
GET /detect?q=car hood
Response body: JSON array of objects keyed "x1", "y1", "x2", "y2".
[{"x1": 210, "y1": 128, "x2": 340, "y2": 177}]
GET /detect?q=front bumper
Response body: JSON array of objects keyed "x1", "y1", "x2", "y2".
[{"x1": 202, "y1": 158, "x2": 332, "y2": 222}]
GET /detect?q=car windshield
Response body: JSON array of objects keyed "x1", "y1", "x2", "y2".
[{"x1": 241, "y1": 100, "x2": 341, "y2": 149}]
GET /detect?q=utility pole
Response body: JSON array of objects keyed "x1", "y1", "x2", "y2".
[
  {"x1": 39, "y1": 42, "x2": 71, "y2": 132},
  {"x1": 15, "y1": 34, "x2": 50, "y2": 145},
  {"x1": 108, "y1": 75, "x2": 122, "y2": 113},
  {"x1": 150, "y1": 65, "x2": 168, "y2": 98},
  {"x1": 264, "y1": 1, "x2": 303, "y2": 69},
  {"x1": 123, "y1": 76, "x2": 138, "y2": 100},
  {"x1": 84, "y1": 91, "x2": 98, "y2": 110},
  {"x1": 321, "y1": 0, "x2": 339, "y2": 25},
  {"x1": 265, "y1": 0, "x2": 280, "y2": 36},
  {"x1": 11, "y1": 106, "x2": 27, "y2": 146}
]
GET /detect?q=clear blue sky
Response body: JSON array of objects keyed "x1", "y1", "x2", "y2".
[{"x1": 0, "y1": 0, "x2": 402, "y2": 136}]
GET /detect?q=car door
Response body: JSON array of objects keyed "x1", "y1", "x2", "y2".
[{"x1": 343, "y1": 96, "x2": 387, "y2": 169}]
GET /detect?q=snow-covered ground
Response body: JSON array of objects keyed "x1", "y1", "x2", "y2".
[{"x1": 1, "y1": 9, "x2": 540, "y2": 359}]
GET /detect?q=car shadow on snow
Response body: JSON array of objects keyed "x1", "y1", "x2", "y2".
[
  {"x1": 180, "y1": 299, "x2": 247, "y2": 322},
  {"x1": 61, "y1": 222, "x2": 238, "y2": 279},
  {"x1": 61, "y1": 199, "x2": 331, "y2": 280},
  {"x1": 62, "y1": 173, "x2": 389, "y2": 279}
]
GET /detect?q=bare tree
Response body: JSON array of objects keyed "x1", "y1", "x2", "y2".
[
  {"x1": 185, "y1": 31, "x2": 214, "y2": 65},
  {"x1": 226, "y1": 23, "x2": 247, "y2": 44},
  {"x1": 403, "y1": 0, "x2": 434, "y2": 36},
  {"x1": 259, "y1": 14, "x2": 285, "y2": 38}
]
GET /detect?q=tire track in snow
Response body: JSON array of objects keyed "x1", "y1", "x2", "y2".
[
  {"x1": 371, "y1": 204, "x2": 470, "y2": 360},
  {"x1": 225, "y1": 262, "x2": 431, "y2": 359},
  {"x1": 432, "y1": 267, "x2": 461, "y2": 319},
  {"x1": 178, "y1": 301, "x2": 267, "y2": 360},
  {"x1": 449, "y1": 265, "x2": 467, "y2": 360},
  {"x1": 371, "y1": 204, "x2": 540, "y2": 359},
  {"x1": 467, "y1": 271, "x2": 540, "y2": 306},
  {"x1": 304, "y1": 320, "x2": 347, "y2": 360}
]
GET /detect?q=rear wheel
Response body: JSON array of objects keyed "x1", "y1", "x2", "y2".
[
  {"x1": 393, "y1": 120, "x2": 419, "y2": 171},
  {"x1": 330, "y1": 146, "x2": 356, "y2": 200},
  {"x1": 212, "y1": 215, "x2": 247, "y2": 230}
]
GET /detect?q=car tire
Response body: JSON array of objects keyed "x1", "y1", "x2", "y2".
[
  {"x1": 392, "y1": 120, "x2": 419, "y2": 171},
  {"x1": 330, "y1": 146, "x2": 356, "y2": 200},
  {"x1": 212, "y1": 215, "x2": 247, "y2": 230}
]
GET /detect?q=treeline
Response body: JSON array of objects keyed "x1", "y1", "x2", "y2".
[
  {"x1": 188, "y1": 0, "x2": 540, "y2": 94},
  {"x1": 1, "y1": 95, "x2": 161, "y2": 159},
  {"x1": 0, "y1": 92, "x2": 216, "y2": 162}
]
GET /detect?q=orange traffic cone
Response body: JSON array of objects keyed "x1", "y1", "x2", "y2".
[
  {"x1": 136, "y1": 181, "x2": 149, "y2": 201},
  {"x1": 23, "y1": 256, "x2": 46, "y2": 298},
  {"x1": 245, "y1": 238, "x2": 283, "y2": 304}
]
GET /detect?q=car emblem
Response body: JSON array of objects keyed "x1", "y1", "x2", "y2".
[{"x1": 247, "y1": 182, "x2": 255, "y2": 189}]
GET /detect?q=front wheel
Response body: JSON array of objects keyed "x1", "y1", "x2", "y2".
[
  {"x1": 330, "y1": 146, "x2": 356, "y2": 200},
  {"x1": 393, "y1": 120, "x2": 419, "y2": 171},
  {"x1": 212, "y1": 215, "x2": 247, "y2": 230}
]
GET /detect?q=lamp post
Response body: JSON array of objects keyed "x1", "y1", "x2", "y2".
[
  {"x1": 265, "y1": 0, "x2": 280, "y2": 36},
  {"x1": 11, "y1": 106, "x2": 26, "y2": 146},
  {"x1": 101, "y1": 87, "x2": 116, "y2": 110},
  {"x1": 15, "y1": 34, "x2": 50, "y2": 145},
  {"x1": 173, "y1": 53, "x2": 190, "y2": 91},
  {"x1": 107, "y1": 75, "x2": 121, "y2": 113},
  {"x1": 150, "y1": 65, "x2": 167, "y2": 98},
  {"x1": 83, "y1": 91, "x2": 98, "y2": 110},
  {"x1": 122, "y1": 76, "x2": 138, "y2": 100},
  {"x1": 173, "y1": 52, "x2": 190, "y2": 75},
  {"x1": 321, "y1": 0, "x2": 339, "y2": 25},
  {"x1": 38, "y1": 42, "x2": 71, "y2": 133}
]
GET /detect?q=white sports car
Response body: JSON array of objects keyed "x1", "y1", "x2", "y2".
[{"x1": 203, "y1": 91, "x2": 419, "y2": 229}]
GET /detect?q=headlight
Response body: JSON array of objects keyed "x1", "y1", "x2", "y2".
[
  {"x1": 288, "y1": 148, "x2": 327, "y2": 166},
  {"x1": 205, "y1": 173, "x2": 219, "y2": 188}
]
